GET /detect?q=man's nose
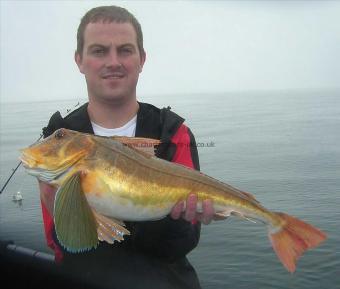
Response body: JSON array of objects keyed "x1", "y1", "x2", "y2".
[{"x1": 105, "y1": 51, "x2": 121, "y2": 68}]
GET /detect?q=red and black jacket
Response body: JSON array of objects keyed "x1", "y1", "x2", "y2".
[{"x1": 41, "y1": 102, "x2": 201, "y2": 265}]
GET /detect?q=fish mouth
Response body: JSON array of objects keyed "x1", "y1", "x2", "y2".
[
  {"x1": 20, "y1": 151, "x2": 54, "y2": 181},
  {"x1": 20, "y1": 149, "x2": 86, "y2": 183},
  {"x1": 20, "y1": 152, "x2": 72, "y2": 183},
  {"x1": 20, "y1": 151, "x2": 37, "y2": 168}
]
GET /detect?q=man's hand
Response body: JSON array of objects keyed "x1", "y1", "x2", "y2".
[
  {"x1": 170, "y1": 193, "x2": 227, "y2": 225},
  {"x1": 38, "y1": 180, "x2": 57, "y2": 216}
]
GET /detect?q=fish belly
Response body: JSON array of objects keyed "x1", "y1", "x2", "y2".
[{"x1": 85, "y1": 193, "x2": 175, "y2": 221}]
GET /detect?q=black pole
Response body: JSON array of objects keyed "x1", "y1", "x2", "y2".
[
  {"x1": 0, "y1": 161, "x2": 22, "y2": 194},
  {"x1": 0, "y1": 102, "x2": 81, "y2": 195},
  {"x1": 0, "y1": 134, "x2": 43, "y2": 195}
]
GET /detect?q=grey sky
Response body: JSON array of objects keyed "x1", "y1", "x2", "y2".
[{"x1": 1, "y1": 0, "x2": 339, "y2": 103}]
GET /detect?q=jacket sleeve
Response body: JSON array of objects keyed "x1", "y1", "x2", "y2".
[
  {"x1": 40, "y1": 200, "x2": 63, "y2": 262},
  {"x1": 132, "y1": 124, "x2": 201, "y2": 261}
]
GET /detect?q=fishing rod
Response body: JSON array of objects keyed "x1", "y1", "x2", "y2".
[
  {"x1": 0, "y1": 102, "x2": 81, "y2": 195},
  {"x1": 0, "y1": 133, "x2": 42, "y2": 194}
]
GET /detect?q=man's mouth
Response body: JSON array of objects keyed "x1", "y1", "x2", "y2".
[{"x1": 102, "y1": 73, "x2": 125, "y2": 79}]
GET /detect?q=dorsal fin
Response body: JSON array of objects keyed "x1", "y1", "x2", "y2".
[
  {"x1": 111, "y1": 136, "x2": 160, "y2": 156},
  {"x1": 94, "y1": 135, "x2": 160, "y2": 157}
]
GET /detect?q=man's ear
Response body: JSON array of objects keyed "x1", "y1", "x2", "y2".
[
  {"x1": 74, "y1": 51, "x2": 84, "y2": 74},
  {"x1": 139, "y1": 51, "x2": 146, "y2": 73}
]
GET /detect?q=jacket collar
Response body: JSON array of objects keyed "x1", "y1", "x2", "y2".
[
  {"x1": 64, "y1": 103, "x2": 94, "y2": 134},
  {"x1": 136, "y1": 102, "x2": 184, "y2": 142},
  {"x1": 62, "y1": 101, "x2": 184, "y2": 141}
]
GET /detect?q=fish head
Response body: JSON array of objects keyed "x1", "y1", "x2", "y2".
[{"x1": 20, "y1": 128, "x2": 92, "y2": 181}]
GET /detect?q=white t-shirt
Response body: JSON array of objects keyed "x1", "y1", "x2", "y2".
[{"x1": 91, "y1": 115, "x2": 137, "y2": 137}]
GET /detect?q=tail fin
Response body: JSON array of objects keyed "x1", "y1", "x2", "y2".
[{"x1": 269, "y1": 212, "x2": 327, "y2": 273}]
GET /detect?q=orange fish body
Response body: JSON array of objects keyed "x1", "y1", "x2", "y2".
[{"x1": 21, "y1": 128, "x2": 327, "y2": 272}]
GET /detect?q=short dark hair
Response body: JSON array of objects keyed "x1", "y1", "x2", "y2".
[{"x1": 76, "y1": 6, "x2": 144, "y2": 57}]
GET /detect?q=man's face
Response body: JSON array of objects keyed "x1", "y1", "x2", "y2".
[{"x1": 75, "y1": 21, "x2": 146, "y2": 104}]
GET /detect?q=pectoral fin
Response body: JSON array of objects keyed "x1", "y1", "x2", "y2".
[
  {"x1": 92, "y1": 210, "x2": 130, "y2": 244},
  {"x1": 54, "y1": 172, "x2": 98, "y2": 253}
]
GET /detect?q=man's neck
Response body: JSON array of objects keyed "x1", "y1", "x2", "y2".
[{"x1": 87, "y1": 98, "x2": 139, "y2": 129}]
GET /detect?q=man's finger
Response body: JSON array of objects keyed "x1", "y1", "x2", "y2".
[
  {"x1": 201, "y1": 199, "x2": 214, "y2": 225},
  {"x1": 170, "y1": 201, "x2": 184, "y2": 220},
  {"x1": 184, "y1": 193, "x2": 197, "y2": 221}
]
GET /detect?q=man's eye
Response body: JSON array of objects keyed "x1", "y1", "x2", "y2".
[
  {"x1": 92, "y1": 48, "x2": 105, "y2": 55},
  {"x1": 120, "y1": 48, "x2": 133, "y2": 55}
]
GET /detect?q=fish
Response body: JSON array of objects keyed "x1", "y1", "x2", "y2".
[{"x1": 20, "y1": 128, "x2": 327, "y2": 273}]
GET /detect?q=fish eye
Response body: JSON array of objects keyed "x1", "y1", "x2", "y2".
[{"x1": 55, "y1": 129, "x2": 65, "y2": 139}]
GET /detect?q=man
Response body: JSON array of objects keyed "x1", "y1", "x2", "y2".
[{"x1": 40, "y1": 5, "x2": 217, "y2": 289}]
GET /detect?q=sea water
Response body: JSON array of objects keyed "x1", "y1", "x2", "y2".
[{"x1": 0, "y1": 90, "x2": 339, "y2": 288}]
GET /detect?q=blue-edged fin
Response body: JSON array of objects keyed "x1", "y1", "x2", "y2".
[
  {"x1": 54, "y1": 172, "x2": 98, "y2": 253},
  {"x1": 92, "y1": 210, "x2": 130, "y2": 244}
]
